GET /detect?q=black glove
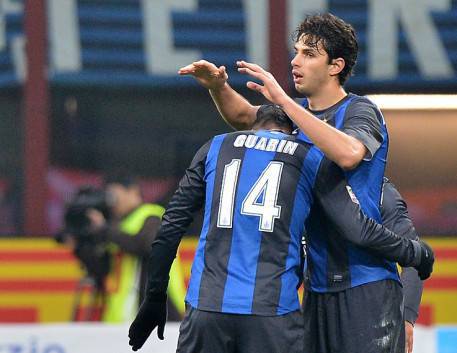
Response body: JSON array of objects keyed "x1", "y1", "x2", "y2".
[
  {"x1": 414, "y1": 240, "x2": 434, "y2": 281},
  {"x1": 128, "y1": 294, "x2": 167, "y2": 351}
]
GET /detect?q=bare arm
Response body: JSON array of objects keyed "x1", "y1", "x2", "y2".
[
  {"x1": 209, "y1": 82, "x2": 258, "y2": 130},
  {"x1": 280, "y1": 95, "x2": 366, "y2": 169},
  {"x1": 178, "y1": 60, "x2": 258, "y2": 130}
]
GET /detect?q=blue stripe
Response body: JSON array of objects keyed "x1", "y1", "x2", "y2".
[
  {"x1": 335, "y1": 99, "x2": 400, "y2": 286},
  {"x1": 302, "y1": 146, "x2": 324, "y2": 195},
  {"x1": 333, "y1": 97, "x2": 354, "y2": 129},
  {"x1": 221, "y1": 133, "x2": 277, "y2": 314},
  {"x1": 346, "y1": 125, "x2": 399, "y2": 286},
  {"x1": 303, "y1": 96, "x2": 399, "y2": 291},
  {"x1": 277, "y1": 146, "x2": 323, "y2": 314},
  {"x1": 185, "y1": 134, "x2": 226, "y2": 308}
]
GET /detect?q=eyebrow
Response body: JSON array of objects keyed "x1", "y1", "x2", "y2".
[{"x1": 294, "y1": 45, "x2": 318, "y2": 54}]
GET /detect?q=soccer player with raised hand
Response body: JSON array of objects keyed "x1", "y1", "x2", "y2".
[
  {"x1": 178, "y1": 12, "x2": 431, "y2": 353},
  {"x1": 129, "y1": 105, "x2": 433, "y2": 352}
]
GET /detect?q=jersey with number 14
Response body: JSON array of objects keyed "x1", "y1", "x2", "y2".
[{"x1": 185, "y1": 130, "x2": 323, "y2": 316}]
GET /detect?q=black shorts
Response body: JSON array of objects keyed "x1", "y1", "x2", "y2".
[
  {"x1": 176, "y1": 307, "x2": 304, "y2": 353},
  {"x1": 303, "y1": 279, "x2": 405, "y2": 353}
]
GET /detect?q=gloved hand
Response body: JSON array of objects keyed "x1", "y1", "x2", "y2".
[
  {"x1": 414, "y1": 240, "x2": 434, "y2": 281},
  {"x1": 128, "y1": 294, "x2": 167, "y2": 351}
]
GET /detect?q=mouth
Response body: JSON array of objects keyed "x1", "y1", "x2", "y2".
[{"x1": 292, "y1": 70, "x2": 303, "y2": 83}]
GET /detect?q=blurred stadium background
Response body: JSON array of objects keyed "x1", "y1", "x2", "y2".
[{"x1": 0, "y1": 0, "x2": 456, "y2": 352}]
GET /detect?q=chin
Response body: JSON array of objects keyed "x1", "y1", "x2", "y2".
[{"x1": 295, "y1": 85, "x2": 310, "y2": 97}]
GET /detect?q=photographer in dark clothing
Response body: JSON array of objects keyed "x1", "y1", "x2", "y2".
[
  {"x1": 60, "y1": 175, "x2": 185, "y2": 322},
  {"x1": 88, "y1": 174, "x2": 185, "y2": 322}
]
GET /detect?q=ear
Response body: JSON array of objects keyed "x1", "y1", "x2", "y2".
[{"x1": 328, "y1": 57, "x2": 345, "y2": 77}]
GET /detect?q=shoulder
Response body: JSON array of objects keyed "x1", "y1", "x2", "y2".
[
  {"x1": 300, "y1": 144, "x2": 325, "y2": 177},
  {"x1": 380, "y1": 178, "x2": 409, "y2": 219},
  {"x1": 344, "y1": 93, "x2": 384, "y2": 126},
  {"x1": 381, "y1": 179, "x2": 403, "y2": 205},
  {"x1": 347, "y1": 94, "x2": 381, "y2": 112},
  {"x1": 214, "y1": 130, "x2": 254, "y2": 141},
  {"x1": 199, "y1": 131, "x2": 245, "y2": 152}
]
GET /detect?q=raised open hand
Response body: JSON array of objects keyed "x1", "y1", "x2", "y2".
[
  {"x1": 237, "y1": 60, "x2": 289, "y2": 105},
  {"x1": 178, "y1": 60, "x2": 228, "y2": 90}
]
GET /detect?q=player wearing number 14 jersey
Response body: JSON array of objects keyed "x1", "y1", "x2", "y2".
[{"x1": 128, "y1": 105, "x2": 433, "y2": 353}]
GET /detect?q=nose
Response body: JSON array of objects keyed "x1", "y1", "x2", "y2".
[{"x1": 291, "y1": 53, "x2": 298, "y2": 67}]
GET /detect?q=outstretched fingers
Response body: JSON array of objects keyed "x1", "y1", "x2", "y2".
[
  {"x1": 177, "y1": 63, "x2": 197, "y2": 75},
  {"x1": 246, "y1": 81, "x2": 264, "y2": 93},
  {"x1": 237, "y1": 66, "x2": 265, "y2": 82},
  {"x1": 193, "y1": 60, "x2": 213, "y2": 67},
  {"x1": 178, "y1": 60, "x2": 215, "y2": 75},
  {"x1": 237, "y1": 60, "x2": 266, "y2": 74}
]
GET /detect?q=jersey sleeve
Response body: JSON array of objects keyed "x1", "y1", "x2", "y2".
[
  {"x1": 145, "y1": 140, "x2": 210, "y2": 298},
  {"x1": 381, "y1": 178, "x2": 424, "y2": 324},
  {"x1": 343, "y1": 98, "x2": 384, "y2": 161},
  {"x1": 312, "y1": 158, "x2": 420, "y2": 266}
]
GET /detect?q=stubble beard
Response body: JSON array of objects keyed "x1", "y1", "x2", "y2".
[{"x1": 295, "y1": 83, "x2": 313, "y2": 98}]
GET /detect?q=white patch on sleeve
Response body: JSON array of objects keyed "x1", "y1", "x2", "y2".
[{"x1": 346, "y1": 185, "x2": 360, "y2": 205}]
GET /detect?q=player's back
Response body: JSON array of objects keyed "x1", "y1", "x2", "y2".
[{"x1": 185, "y1": 129, "x2": 322, "y2": 316}]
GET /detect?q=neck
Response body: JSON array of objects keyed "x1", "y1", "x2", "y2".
[
  {"x1": 268, "y1": 128, "x2": 289, "y2": 134},
  {"x1": 307, "y1": 84, "x2": 347, "y2": 111},
  {"x1": 253, "y1": 123, "x2": 290, "y2": 134}
]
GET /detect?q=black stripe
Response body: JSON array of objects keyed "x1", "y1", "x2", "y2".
[
  {"x1": 307, "y1": 158, "x2": 351, "y2": 291},
  {"x1": 197, "y1": 132, "x2": 247, "y2": 312},
  {"x1": 251, "y1": 139, "x2": 310, "y2": 314}
]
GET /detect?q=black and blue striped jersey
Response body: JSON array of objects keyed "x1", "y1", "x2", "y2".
[
  {"x1": 299, "y1": 93, "x2": 395, "y2": 292},
  {"x1": 145, "y1": 129, "x2": 420, "y2": 316},
  {"x1": 186, "y1": 130, "x2": 321, "y2": 315}
]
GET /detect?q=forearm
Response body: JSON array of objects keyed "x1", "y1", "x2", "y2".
[
  {"x1": 209, "y1": 82, "x2": 258, "y2": 130},
  {"x1": 145, "y1": 202, "x2": 198, "y2": 296},
  {"x1": 387, "y1": 220, "x2": 423, "y2": 323},
  {"x1": 352, "y1": 217, "x2": 420, "y2": 266},
  {"x1": 316, "y1": 162, "x2": 419, "y2": 265},
  {"x1": 145, "y1": 223, "x2": 184, "y2": 297},
  {"x1": 281, "y1": 96, "x2": 365, "y2": 170},
  {"x1": 330, "y1": 206, "x2": 419, "y2": 266},
  {"x1": 402, "y1": 267, "x2": 424, "y2": 324}
]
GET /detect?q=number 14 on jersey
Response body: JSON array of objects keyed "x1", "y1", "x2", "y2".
[{"x1": 217, "y1": 159, "x2": 284, "y2": 232}]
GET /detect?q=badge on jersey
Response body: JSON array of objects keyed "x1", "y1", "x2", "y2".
[{"x1": 345, "y1": 185, "x2": 360, "y2": 205}]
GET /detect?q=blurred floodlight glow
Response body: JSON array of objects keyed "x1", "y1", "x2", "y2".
[{"x1": 368, "y1": 95, "x2": 457, "y2": 110}]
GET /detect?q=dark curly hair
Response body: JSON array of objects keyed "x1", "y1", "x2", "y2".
[
  {"x1": 293, "y1": 13, "x2": 358, "y2": 85},
  {"x1": 253, "y1": 104, "x2": 293, "y2": 132}
]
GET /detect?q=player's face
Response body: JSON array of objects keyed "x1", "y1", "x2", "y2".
[{"x1": 291, "y1": 35, "x2": 332, "y2": 96}]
